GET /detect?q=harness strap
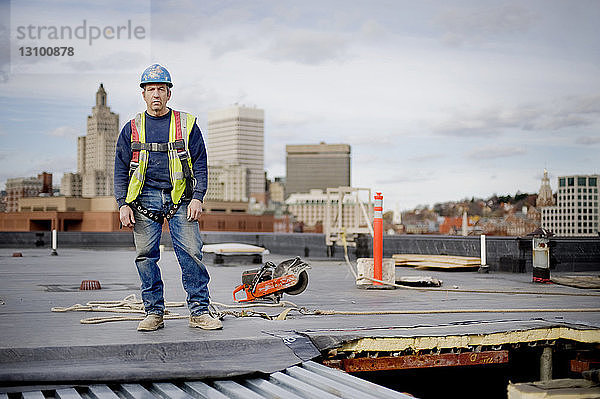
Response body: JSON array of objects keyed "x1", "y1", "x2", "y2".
[
  {"x1": 165, "y1": 203, "x2": 181, "y2": 220},
  {"x1": 129, "y1": 199, "x2": 164, "y2": 224},
  {"x1": 174, "y1": 111, "x2": 182, "y2": 140},
  {"x1": 173, "y1": 111, "x2": 193, "y2": 180},
  {"x1": 131, "y1": 140, "x2": 185, "y2": 152},
  {"x1": 131, "y1": 116, "x2": 140, "y2": 163},
  {"x1": 129, "y1": 115, "x2": 143, "y2": 177},
  {"x1": 128, "y1": 199, "x2": 183, "y2": 224}
]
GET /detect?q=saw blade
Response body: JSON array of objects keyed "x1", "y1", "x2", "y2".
[{"x1": 284, "y1": 270, "x2": 309, "y2": 295}]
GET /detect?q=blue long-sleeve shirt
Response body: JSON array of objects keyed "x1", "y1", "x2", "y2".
[{"x1": 114, "y1": 109, "x2": 208, "y2": 208}]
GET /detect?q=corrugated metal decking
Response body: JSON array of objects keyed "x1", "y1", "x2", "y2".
[{"x1": 1, "y1": 361, "x2": 414, "y2": 399}]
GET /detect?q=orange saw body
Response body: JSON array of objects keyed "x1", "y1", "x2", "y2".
[{"x1": 232, "y1": 257, "x2": 310, "y2": 303}]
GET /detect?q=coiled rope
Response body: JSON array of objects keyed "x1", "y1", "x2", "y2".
[
  {"x1": 51, "y1": 294, "x2": 303, "y2": 324},
  {"x1": 51, "y1": 294, "x2": 600, "y2": 324}
]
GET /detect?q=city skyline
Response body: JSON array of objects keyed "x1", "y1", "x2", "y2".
[{"x1": 1, "y1": 1, "x2": 599, "y2": 210}]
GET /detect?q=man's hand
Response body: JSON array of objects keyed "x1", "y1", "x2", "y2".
[
  {"x1": 120, "y1": 205, "x2": 136, "y2": 227},
  {"x1": 187, "y1": 199, "x2": 203, "y2": 221}
]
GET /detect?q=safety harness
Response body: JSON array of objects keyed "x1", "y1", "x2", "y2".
[
  {"x1": 128, "y1": 199, "x2": 181, "y2": 224},
  {"x1": 127, "y1": 111, "x2": 194, "y2": 224}
]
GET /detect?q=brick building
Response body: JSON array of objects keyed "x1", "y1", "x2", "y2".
[
  {"x1": 5, "y1": 173, "x2": 52, "y2": 212},
  {"x1": 0, "y1": 196, "x2": 278, "y2": 233}
]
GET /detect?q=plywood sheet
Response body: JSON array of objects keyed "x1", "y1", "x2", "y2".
[
  {"x1": 393, "y1": 254, "x2": 480, "y2": 269},
  {"x1": 202, "y1": 243, "x2": 269, "y2": 255},
  {"x1": 414, "y1": 262, "x2": 480, "y2": 271},
  {"x1": 551, "y1": 275, "x2": 600, "y2": 289}
]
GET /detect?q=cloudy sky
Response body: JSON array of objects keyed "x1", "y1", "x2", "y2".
[{"x1": 1, "y1": 0, "x2": 599, "y2": 210}]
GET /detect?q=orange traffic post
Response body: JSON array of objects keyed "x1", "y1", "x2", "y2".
[{"x1": 373, "y1": 192, "x2": 383, "y2": 285}]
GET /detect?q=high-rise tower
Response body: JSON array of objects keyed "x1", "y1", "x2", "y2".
[
  {"x1": 79, "y1": 83, "x2": 119, "y2": 197},
  {"x1": 541, "y1": 174, "x2": 599, "y2": 236},
  {"x1": 285, "y1": 143, "x2": 351, "y2": 198},
  {"x1": 206, "y1": 105, "x2": 264, "y2": 200}
]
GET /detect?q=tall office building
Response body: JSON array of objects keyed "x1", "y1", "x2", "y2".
[
  {"x1": 206, "y1": 105, "x2": 264, "y2": 201},
  {"x1": 285, "y1": 143, "x2": 350, "y2": 197},
  {"x1": 540, "y1": 174, "x2": 599, "y2": 237},
  {"x1": 77, "y1": 84, "x2": 119, "y2": 197}
]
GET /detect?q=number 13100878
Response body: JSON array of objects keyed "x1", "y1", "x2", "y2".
[{"x1": 19, "y1": 47, "x2": 74, "y2": 56}]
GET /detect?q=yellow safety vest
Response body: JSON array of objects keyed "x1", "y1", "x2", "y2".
[{"x1": 125, "y1": 110, "x2": 196, "y2": 205}]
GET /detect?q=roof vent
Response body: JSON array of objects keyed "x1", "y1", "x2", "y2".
[{"x1": 80, "y1": 280, "x2": 101, "y2": 290}]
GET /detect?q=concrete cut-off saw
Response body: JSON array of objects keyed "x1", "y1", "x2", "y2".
[{"x1": 233, "y1": 257, "x2": 310, "y2": 302}]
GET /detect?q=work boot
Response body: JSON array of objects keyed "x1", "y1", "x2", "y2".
[
  {"x1": 189, "y1": 313, "x2": 223, "y2": 330},
  {"x1": 137, "y1": 314, "x2": 164, "y2": 331}
]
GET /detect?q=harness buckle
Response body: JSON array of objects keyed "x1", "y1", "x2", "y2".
[
  {"x1": 174, "y1": 139, "x2": 185, "y2": 150},
  {"x1": 129, "y1": 162, "x2": 139, "y2": 177}
]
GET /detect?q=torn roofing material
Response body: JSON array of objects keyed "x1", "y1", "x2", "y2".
[{"x1": 299, "y1": 318, "x2": 600, "y2": 351}]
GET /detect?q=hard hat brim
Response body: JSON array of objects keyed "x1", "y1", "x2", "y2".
[{"x1": 140, "y1": 81, "x2": 173, "y2": 88}]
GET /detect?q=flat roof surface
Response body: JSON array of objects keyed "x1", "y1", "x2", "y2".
[{"x1": 1, "y1": 248, "x2": 599, "y2": 384}]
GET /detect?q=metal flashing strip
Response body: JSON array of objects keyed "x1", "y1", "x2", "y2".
[{"x1": 0, "y1": 361, "x2": 414, "y2": 399}]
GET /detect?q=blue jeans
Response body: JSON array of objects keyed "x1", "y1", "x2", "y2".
[{"x1": 132, "y1": 186, "x2": 210, "y2": 316}]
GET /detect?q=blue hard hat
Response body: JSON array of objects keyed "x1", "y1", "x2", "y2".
[{"x1": 140, "y1": 64, "x2": 172, "y2": 88}]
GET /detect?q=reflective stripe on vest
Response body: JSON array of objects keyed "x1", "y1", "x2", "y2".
[{"x1": 125, "y1": 110, "x2": 195, "y2": 205}]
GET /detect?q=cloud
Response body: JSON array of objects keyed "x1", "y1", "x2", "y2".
[
  {"x1": 576, "y1": 136, "x2": 600, "y2": 145},
  {"x1": 151, "y1": 3, "x2": 256, "y2": 42},
  {"x1": 269, "y1": 112, "x2": 314, "y2": 129},
  {"x1": 360, "y1": 18, "x2": 386, "y2": 40},
  {"x1": 346, "y1": 132, "x2": 397, "y2": 147},
  {"x1": 435, "y1": 4, "x2": 534, "y2": 46},
  {"x1": 434, "y1": 95, "x2": 600, "y2": 136},
  {"x1": 408, "y1": 153, "x2": 446, "y2": 162},
  {"x1": 434, "y1": 114, "x2": 503, "y2": 137},
  {"x1": 208, "y1": 35, "x2": 251, "y2": 58},
  {"x1": 262, "y1": 30, "x2": 350, "y2": 65},
  {"x1": 151, "y1": 6, "x2": 353, "y2": 65},
  {"x1": 466, "y1": 145, "x2": 526, "y2": 160},
  {"x1": 376, "y1": 170, "x2": 435, "y2": 184},
  {"x1": 46, "y1": 126, "x2": 80, "y2": 138}
]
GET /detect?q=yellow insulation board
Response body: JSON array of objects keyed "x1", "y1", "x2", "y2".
[{"x1": 341, "y1": 327, "x2": 600, "y2": 353}]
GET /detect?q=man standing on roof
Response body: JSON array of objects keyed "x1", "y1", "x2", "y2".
[{"x1": 114, "y1": 64, "x2": 222, "y2": 332}]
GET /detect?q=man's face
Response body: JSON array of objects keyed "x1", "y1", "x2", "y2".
[{"x1": 142, "y1": 83, "x2": 171, "y2": 116}]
